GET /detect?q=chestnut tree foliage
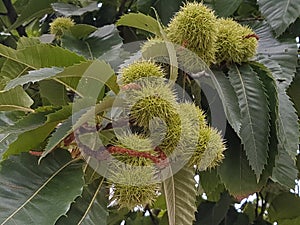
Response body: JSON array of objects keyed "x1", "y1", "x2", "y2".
[{"x1": 0, "y1": 0, "x2": 299, "y2": 224}]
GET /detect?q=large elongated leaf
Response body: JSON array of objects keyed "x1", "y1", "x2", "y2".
[
  {"x1": 249, "y1": 62, "x2": 280, "y2": 178},
  {"x1": 228, "y1": 64, "x2": 270, "y2": 179},
  {"x1": 0, "y1": 86, "x2": 33, "y2": 112},
  {"x1": 210, "y1": 70, "x2": 241, "y2": 134},
  {"x1": 5, "y1": 67, "x2": 63, "y2": 91},
  {"x1": 199, "y1": 169, "x2": 225, "y2": 202},
  {"x1": 272, "y1": 148, "x2": 298, "y2": 188},
  {"x1": 251, "y1": 63, "x2": 297, "y2": 188},
  {"x1": 213, "y1": 0, "x2": 243, "y2": 17},
  {"x1": 0, "y1": 151, "x2": 84, "y2": 225},
  {"x1": 254, "y1": 22, "x2": 298, "y2": 89},
  {"x1": 5, "y1": 60, "x2": 119, "y2": 96},
  {"x1": 153, "y1": 0, "x2": 182, "y2": 25},
  {"x1": 218, "y1": 126, "x2": 267, "y2": 199},
  {"x1": 163, "y1": 165, "x2": 197, "y2": 225},
  {"x1": 258, "y1": 0, "x2": 300, "y2": 36},
  {"x1": 0, "y1": 38, "x2": 43, "y2": 88},
  {"x1": 56, "y1": 177, "x2": 108, "y2": 224},
  {"x1": 61, "y1": 25, "x2": 122, "y2": 60},
  {"x1": 268, "y1": 192, "x2": 300, "y2": 224},
  {"x1": 2, "y1": 121, "x2": 58, "y2": 159},
  {"x1": 0, "y1": 43, "x2": 85, "y2": 71},
  {"x1": 39, "y1": 80, "x2": 69, "y2": 106},
  {"x1": 116, "y1": 13, "x2": 161, "y2": 36},
  {"x1": 0, "y1": 59, "x2": 28, "y2": 82},
  {"x1": 8, "y1": 0, "x2": 55, "y2": 31},
  {"x1": 194, "y1": 193, "x2": 231, "y2": 225},
  {"x1": 56, "y1": 60, "x2": 119, "y2": 95},
  {"x1": 52, "y1": 2, "x2": 99, "y2": 16},
  {"x1": 0, "y1": 106, "x2": 56, "y2": 133},
  {"x1": 277, "y1": 90, "x2": 299, "y2": 159},
  {"x1": 0, "y1": 108, "x2": 56, "y2": 158},
  {"x1": 271, "y1": 91, "x2": 299, "y2": 188}
]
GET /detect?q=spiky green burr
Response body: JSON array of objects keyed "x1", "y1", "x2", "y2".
[
  {"x1": 108, "y1": 165, "x2": 160, "y2": 209},
  {"x1": 215, "y1": 18, "x2": 258, "y2": 64},
  {"x1": 166, "y1": 2, "x2": 218, "y2": 66},
  {"x1": 50, "y1": 17, "x2": 75, "y2": 37},
  {"x1": 120, "y1": 61, "x2": 165, "y2": 85}
]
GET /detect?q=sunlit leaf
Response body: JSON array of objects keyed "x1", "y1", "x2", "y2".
[
  {"x1": 5, "y1": 67, "x2": 63, "y2": 91},
  {"x1": 116, "y1": 12, "x2": 161, "y2": 36},
  {"x1": 0, "y1": 43, "x2": 85, "y2": 71},
  {"x1": 0, "y1": 86, "x2": 33, "y2": 112}
]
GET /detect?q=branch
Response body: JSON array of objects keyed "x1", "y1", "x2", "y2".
[
  {"x1": 116, "y1": 0, "x2": 128, "y2": 20},
  {"x1": 2, "y1": 0, "x2": 27, "y2": 37}
]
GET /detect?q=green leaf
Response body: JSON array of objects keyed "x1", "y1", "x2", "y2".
[
  {"x1": 55, "y1": 60, "x2": 119, "y2": 95},
  {"x1": 277, "y1": 90, "x2": 299, "y2": 159},
  {"x1": 69, "y1": 24, "x2": 97, "y2": 39},
  {"x1": 2, "y1": 121, "x2": 58, "y2": 159},
  {"x1": 163, "y1": 165, "x2": 197, "y2": 225},
  {"x1": 199, "y1": 169, "x2": 225, "y2": 202},
  {"x1": 41, "y1": 115, "x2": 74, "y2": 161},
  {"x1": 61, "y1": 25, "x2": 122, "y2": 59},
  {"x1": 17, "y1": 37, "x2": 41, "y2": 50},
  {"x1": 0, "y1": 86, "x2": 33, "y2": 112},
  {"x1": 6, "y1": 60, "x2": 118, "y2": 96},
  {"x1": 52, "y1": 2, "x2": 99, "y2": 16},
  {"x1": 271, "y1": 90, "x2": 299, "y2": 188},
  {"x1": 258, "y1": 0, "x2": 300, "y2": 36},
  {"x1": 5, "y1": 67, "x2": 63, "y2": 91},
  {"x1": 56, "y1": 177, "x2": 108, "y2": 224},
  {"x1": 250, "y1": 62, "x2": 282, "y2": 181},
  {"x1": 8, "y1": 0, "x2": 56, "y2": 32},
  {"x1": 153, "y1": 0, "x2": 182, "y2": 25},
  {"x1": 116, "y1": 12, "x2": 161, "y2": 36},
  {"x1": 0, "y1": 106, "x2": 57, "y2": 133},
  {"x1": 46, "y1": 104, "x2": 72, "y2": 124},
  {"x1": 228, "y1": 64, "x2": 270, "y2": 179},
  {"x1": 39, "y1": 80, "x2": 69, "y2": 106},
  {"x1": 218, "y1": 128, "x2": 267, "y2": 199},
  {"x1": 288, "y1": 67, "x2": 300, "y2": 115},
  {"x1": 210, "y1": 70, "x2": 242, "y2": 134},
  {"x1": 0, "y1": 151, "x2": 84, "y2": 224},
  {"x1": 0, "y1": 111, "x2": 26, "y2": 158},
  {"x1": 0, "y1": 59, "x2": 28, "y2": 83},
  {"x1": 254, "y1": 22, "x2": 298, "y2": 89},
  {"x1": 0, "y1": 43, "x2": 85, "y2": 70},
  {"x1": 272, "y1": 149, "x2": 298, "y2": 188},
  {"x1": 213, "y1": 0, "x2": 243, "y2": 17},
  {"x1": 194, "y1": 193, "x2": 231, "y2": 225},
  {"x1": 268, "y1": 192, "x2": 300, "y2": 223}
]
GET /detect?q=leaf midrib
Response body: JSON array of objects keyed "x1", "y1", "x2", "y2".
[
  {"x1": 1, "y1": 158, "x2": 79, "y2": 224},
  {"x1": 234, "y1": 65, "x2": 258, "y2": 164},
  {"x1": 77, "y1": 177, "x2": 105, "y2": 224}
]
